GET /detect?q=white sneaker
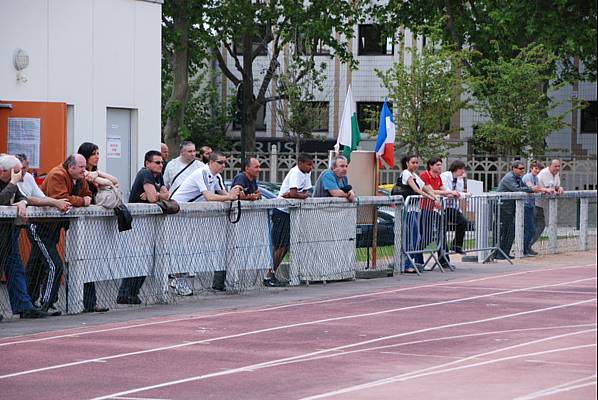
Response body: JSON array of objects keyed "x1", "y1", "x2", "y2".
[
  {"x1": 168, "y1": 277, "x2": 177, "y2": 289},
  {"x1": 174, "y1": 278, "x2": 193, "y2": 296}
]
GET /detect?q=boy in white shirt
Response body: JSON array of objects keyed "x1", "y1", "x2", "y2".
[{"x1": 265, "y1": 153, "x2": 313, "y2": 286}]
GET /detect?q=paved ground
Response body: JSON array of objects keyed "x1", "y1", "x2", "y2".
[{"x1": 1, "y1": 250, "x2": 596, "y2": 400}]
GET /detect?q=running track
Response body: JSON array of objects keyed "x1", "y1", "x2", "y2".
[{"x1": 1, "y1": 262, "x2": 596, "y2": 400}]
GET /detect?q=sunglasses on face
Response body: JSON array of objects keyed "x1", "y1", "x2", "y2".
[
  {"x1": 151, "y1": 160, "x2": 163, "y2": 165},
  {"x1": 215, "y1": 160, "x2": 226, "y2": 165}
]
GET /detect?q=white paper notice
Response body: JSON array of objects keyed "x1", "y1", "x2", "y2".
[
  {"x1": 8, "y1": 117, "x2": 41, "y2": 168},
  {"x1": 107, "y1": 137, "x2": 122, "y2": 158}
]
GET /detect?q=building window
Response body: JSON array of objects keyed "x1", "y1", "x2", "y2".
[
  {"x1": 233, "y1": 104, "x2": 266, "y2": 131},
  {"x1": 358, "y1": 25, "x2": 394, "y2": 56},
  {"x1": 356, "y1": 102, "x2": 392, "y2": 133},
  {"x1": 580, "y1": 101, "x2": 597, "y2": 133},
  {"x1": 305, "y1": 101, "x2": 329, "y2": 132},
  {"x1": 296, "y1": 34, "x2": 330, "y2": 56}
]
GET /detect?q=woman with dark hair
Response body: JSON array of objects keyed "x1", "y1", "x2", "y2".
[
  {"x1": 393, "y1": 155, "x2": 439, "y2": 273},
  {"x1": 77, "y1": 142, "x2": 115, "y2": 313}
]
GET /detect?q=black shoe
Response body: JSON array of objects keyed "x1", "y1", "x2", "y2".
[
  {"x1": 83, "y1": 305, "x2": 109, "y2": 313},
  {"x1": 0, "y1": 314, "x2": 3, "y2": 322},
  {"x1": 263, "y1": 276, "x2": 286, "y2": 287},
  {"x1": 116, "y1": 295, "x2": 142, "y2": 305},
  {"x1": 524, "y1": 249, "x2": 538, "y2": 256},
  {"x1": 453, "y1": 247, "x2": 466, "y2": 255},
  {"x1": 211, "y1": 285, "x2": 226, "y2": 292},
  {"x1": 40, "y1": 304, "x2": 62, "y2": 317},
  {"x1": 20, "y1": 308, "x2": 49, "y2": 319},
  {"x1": 495, "y1": 254, "x2": 514, "y2": 260}
]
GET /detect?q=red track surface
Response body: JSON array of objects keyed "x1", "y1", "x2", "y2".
[{"x1": 1, "y1": 263, "x2": 596, "y2": 400}]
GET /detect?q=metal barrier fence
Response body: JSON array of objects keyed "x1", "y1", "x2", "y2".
[{"x1": 1, "y1": 191, "x2": 596, "y2": 320}]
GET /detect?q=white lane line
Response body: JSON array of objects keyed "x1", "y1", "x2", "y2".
[
  {"x1": 513, "y1": 375, "x2": 597, "y2": 400},
  {"x1": 299, "y1": 344, "x2": 597, "y2": 399},
  {"x1": 89, "y1": 316, "x2": 596, "y2": 400},
  {"x1": 110, "y1": 397, "x2": 172, "y2": 400},
  {"x1": 1, "y1": 263, "x2": 594, "y2": 347},
  {"x1": 1, "y1": 278, "x2": 594, "y2": 380},
  {"x1": 442, "y1": 285, "x2": 597, "y2": 295}
]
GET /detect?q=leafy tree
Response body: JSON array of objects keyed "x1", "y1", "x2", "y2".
[
  {"x1": 161, "y1": 0, "x2": 211, "y2": 151},
  {"x1": 205, "y1": 0, "x2": 364, "y2": 152},
  {"x1": 376, "y1": 46, "x2": 467, "y2": 159},
  {"x1": 467, "y1": 44, "x2": 576, "y2": 156},
  {"x1": 377, "y1": 0, "x2": 597, "y2": 85}
]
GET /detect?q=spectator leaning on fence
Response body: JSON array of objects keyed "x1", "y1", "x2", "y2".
[
  {"x1": 162, "y1": 141, "x2": 202, "y2": 296},
  {"x1": 0, "y1": 155, "x2": 49, "y2": 319},
  {"x1": 232, "y1": 157, "x2": 262, "y2": 201},
  {"x1": 496, "y1": 160, "x2": 546, "y2": 259},
  {"x1": 522, "y1": 161, "x2": 552, "y2": 256},
  {"x1": 13, "y1": 153, "x2": 71, "y2": 316},
  {"x1": 419, "y1": 157, "x2": 460, "y2": 269},
  {"x1": 266, "y1": 153, "x2": 314, "y2": 287},
  {"x1": 42, "y1": 154, "x2": 110, "y2": 313},
  {"x1": 313, "y1": 155, "x2": 355, "y2": 202},
  {"x1": 163, "y1": 141, "x2": 201, "y2": 193},
  {"x1": 117, "y1": 150, "x2": 170, "y2": 305},
  {"x1": 440, "y1": 160, "x2": 471, "y2": 256},
  {"x1": 172, "y1": 151, "x2": 242, "y2": 292},
  {"x1": 391, "y1": 155, "x2": 439, "y2": 274},
  {"x1": 533, "y1": 159, "x2": 564, "y2": 247}
]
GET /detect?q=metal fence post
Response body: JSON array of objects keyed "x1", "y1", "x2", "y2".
[
  {"x1": 514, "y1": 199, "x2": 525, "y2": 258},
  {"x1": 270, "y1": 145, "x2": 278, "y2": 183},
  {"x1": 579, "y1": 197, "x2": 589, "y2": 251},
  {"x1": 548, "y1": 197, "x2": 558, "y2": 254}
]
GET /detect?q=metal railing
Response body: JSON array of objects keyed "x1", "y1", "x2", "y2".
[{"x1": 1, "y1": 191, "x2": 595, "y2": 319}]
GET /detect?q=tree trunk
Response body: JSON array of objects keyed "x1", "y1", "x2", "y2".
[
  {"x1": 242, "y1": 33, "x2": 256, "y2": 153},
  {"x1": 162, "y1": 1, "x2": 190, "y2": 152}
]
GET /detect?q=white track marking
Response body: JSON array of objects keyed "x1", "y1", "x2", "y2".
[
  {"x1": 89, "y1": 321, "x2": 596, "y2": 400},
  {"x1": 0, "y1": 278, "x2": 594, "y2": 380},
  {"x1": 300, "y1": 344, "x2": 596, "y2": 399},
  {"x1": 513, "y1": 375, "x2": 597, "y2": 400},
  {"x1": 1, "y1": 263, "x2": 594, "y2": 347}
]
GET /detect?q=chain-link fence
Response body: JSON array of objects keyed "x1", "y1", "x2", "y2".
[{"x1": 1, "y1": 191, "x2": 596, "y2": 320}]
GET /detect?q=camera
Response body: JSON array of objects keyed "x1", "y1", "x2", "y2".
[{"x1": 340, "y1": 185, "x2": 352, "y2": 194}]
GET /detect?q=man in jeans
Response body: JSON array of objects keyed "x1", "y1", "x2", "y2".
[
  {"x1": 0, "y1": 155, "x2": 49, "y2": 319},
  {"x1": 521, "y1": 161, "x2": 552, "y2": 256},
  {"x1": 534, "y1": 160, "x2": 563, "y2": 247}
]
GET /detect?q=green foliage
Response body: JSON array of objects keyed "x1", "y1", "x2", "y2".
[
  {"x1": 376, "y1": 46, "x2": 467, "y2": 159},
  {"x1": 378, "y1": 0, "x2": 597, "y2": 84},
  {"x1": 467, "y1": 43, "x2": 569, "y2": 156}
]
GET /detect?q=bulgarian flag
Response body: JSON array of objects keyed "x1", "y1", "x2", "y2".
[
  {"x1": 334, "y1": 85, "x2": 361, "y2": 162},
  {"x1": 374, "y1": 100, "x2": 395, "y2": 168}
]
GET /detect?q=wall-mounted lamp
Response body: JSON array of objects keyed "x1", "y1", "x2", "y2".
[{"x1": 13, "y1": 48, "x2": 29, "y2": 83}]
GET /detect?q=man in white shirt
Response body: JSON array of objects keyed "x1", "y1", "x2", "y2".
[
  {"x1": 533, "y1": 159, "x2": 562, "y2": 247},
  {"x1": 172, "y1": 151, "x2": 241, "y2": 292},
  {"x1": 163, "y1": 141, "x2": 202, "y2": 194},
  {"x1": 266, "y1": 153, "x2": 313, "y2": 287}
]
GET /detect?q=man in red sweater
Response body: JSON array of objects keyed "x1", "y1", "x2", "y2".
[{"x1": 419, "y1": 157, "x2": 460, "y2": 269}]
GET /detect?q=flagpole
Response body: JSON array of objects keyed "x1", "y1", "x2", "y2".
[{"x1": 371, "y1": 154, "x2": 380, "y2": 270}]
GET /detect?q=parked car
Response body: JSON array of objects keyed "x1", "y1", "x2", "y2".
[{"x1": 225, "y1": 180, "x2": 395, "y2": 248}]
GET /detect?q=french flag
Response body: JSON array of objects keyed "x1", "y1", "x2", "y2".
[{"x1": 374, "y1": 100, "x2": 395, "y2": 168}]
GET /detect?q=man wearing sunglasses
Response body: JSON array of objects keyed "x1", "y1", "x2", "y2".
[
  {"x1": 496, "y1": 160, "x2": 543, "y2": 260},
  {"x1": 172, "y1": 151, "x2": 242, "y2": 292},
  {"x1": 117, "y1": 150, "x2": 169, "y2": 305}
]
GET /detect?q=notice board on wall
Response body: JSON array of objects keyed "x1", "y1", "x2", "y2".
[{"x1": 0, "y1": 101, "x2": 66, "y2": 175}]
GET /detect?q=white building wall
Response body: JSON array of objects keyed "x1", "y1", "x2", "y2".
[{"x1": 0, "y1": 0, "x2": 162, "y2": 169}]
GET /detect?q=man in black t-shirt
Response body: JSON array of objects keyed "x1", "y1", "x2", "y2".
[
  {"x1": 117, "y1": 150, "x2": 169, "y2": 305},
  {"x1": 231, "y1": 157, "x2": 261, "y2": 200}
]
